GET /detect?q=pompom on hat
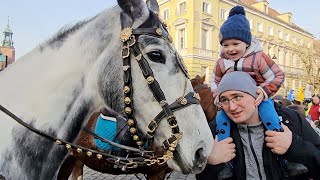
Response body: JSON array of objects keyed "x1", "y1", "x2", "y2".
[{"x1": 219, "y1": 6, "x2": 252, "y2": 45}]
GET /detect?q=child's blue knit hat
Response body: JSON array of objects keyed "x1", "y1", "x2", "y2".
[{"x1": 219, "y1": 6, "x2": 252, "y2": 45}]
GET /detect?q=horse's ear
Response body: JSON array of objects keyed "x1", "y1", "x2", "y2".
[
  {"x1": 201, "y1": 75, "x2": 206, "y2": 83},
  {"x1": 146, "y1": 0, "x2": 159, "y2": 14},
  {"x1": 118, "y1": 0, "x2": 149, "y2": 28}
]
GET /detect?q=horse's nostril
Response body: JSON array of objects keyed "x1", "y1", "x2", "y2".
[{"x1": 194, "y1": 148, "x2": 206, "y2": 169}]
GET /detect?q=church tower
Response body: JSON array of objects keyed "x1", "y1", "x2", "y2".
[{"x1": 0, "y1": 17, "x2": 15, "y2": 70}]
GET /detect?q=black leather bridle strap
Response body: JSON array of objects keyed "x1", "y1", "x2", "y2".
[
  {"x1": 0, "y1": 104, "x2": 56, "y2": 142},
  {"x1": 147, "y1": 92, "x2": 199, "y2": 138},
  {"x1": 131, "y1": 44, "x2": 167, "y2": 103},
  {"x1": 154, "y1": 92, "x2": 199, "y2": 124}
]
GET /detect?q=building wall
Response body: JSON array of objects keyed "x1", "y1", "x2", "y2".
[
  {"x1": 0, "y1": 47, "x2": 15, "y2": 64},
  {"x1": 158, "y1": 0, "x2": 315, "y2": 96}
]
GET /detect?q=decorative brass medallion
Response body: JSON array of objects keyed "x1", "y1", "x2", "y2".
[
  {"x1": 179, "y1": 97, "x2": 188, "y2": 105},
  {"x1": 127, "y1": 119, "x2": 135, "y2": 126},
  {"x1": 125, "y1": 107, "x2": 132, "y2": 114},
  {"x1": 124, "y1": 97, "x2": 131, "y2": 104},
  {"x1": 123, "y1": 86, "x2": 130, "y2": 93},
  {"x1": 120, "y1": 27, "x2": 133, "y2": 42},
  {"x1": 147, "y1": 76, "x2": 155, "y2": 84},
  {"x1": 156, "y1": 28, "x2": 162, "y2": 36}
]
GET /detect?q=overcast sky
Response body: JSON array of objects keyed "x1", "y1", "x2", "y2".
[{"x1": 0, "y1": 0, "x2": 318, "y2": 59}]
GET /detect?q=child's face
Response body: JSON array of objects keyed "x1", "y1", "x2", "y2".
[{"x1": 221, "y1": 39, "x2": 248, "y2": 61}]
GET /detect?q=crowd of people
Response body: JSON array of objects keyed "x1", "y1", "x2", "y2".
[{"x1": 198, "y1": 5, "x2": 320, "y2": 180}]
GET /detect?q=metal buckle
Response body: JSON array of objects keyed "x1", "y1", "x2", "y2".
[
  {"x1": 148, "y1": 120, "x2": 158, "y2": 133},
  {"x1": 122, "y1": 46, "x2": 130, "y2": 58},
  {"x1": 126, "y1": 161, "x2": 138, "y2": 169}
]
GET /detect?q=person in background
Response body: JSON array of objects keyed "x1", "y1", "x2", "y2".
[
  {"x1": 297, "y1": 87, "x2": 305, "y2": 103},
  {"x1": 287, "y1": 104, "x2": 320, "y2": 137},
  {"x1": 287, "y1": 89, "x2": 295, "y2": 102},
  {"x1": 197, "y1": 71, "x2": 320, "y2": 180},
  {"x1": 308, "y1": 95, "x2": 320, "y2": 122},
  {"x1": 304, "y1": 84, "x2": 313, "y2": 102},
  {"x1": 305, "y1": 98, "x2": 313, "y2": 117}
]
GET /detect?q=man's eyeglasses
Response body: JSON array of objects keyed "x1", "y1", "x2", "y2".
[{"x1": 219, "y1": 95, "x2": 244, "y2": 107}]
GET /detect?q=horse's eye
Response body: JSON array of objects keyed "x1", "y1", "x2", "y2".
[{"x1": 147, "y1": 51, "x2": 165, "y2": 64}]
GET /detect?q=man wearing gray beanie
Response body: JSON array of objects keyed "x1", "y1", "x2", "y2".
[
  {"x1": 207, "y1": 4, "x2": 312, "y2": 178},
  {"x1": 196, "y1": 71, "x2": 320, "y2": 180}
]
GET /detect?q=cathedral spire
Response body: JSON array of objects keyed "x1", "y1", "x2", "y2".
[{"x1": 2, "y1": 16, "x2": 14, "y2": 47}]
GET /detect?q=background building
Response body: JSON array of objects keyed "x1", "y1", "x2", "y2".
[
  {"x1": 0, "y1": 19, "x2": 15, "y2": 71},
  {"x1": 158, "y1": 0, "x2": 319, "y2": 96}
]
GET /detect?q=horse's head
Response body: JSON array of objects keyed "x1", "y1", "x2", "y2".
[{"x1": 95, "y1": 0, "x2": 212, "y2": 174}]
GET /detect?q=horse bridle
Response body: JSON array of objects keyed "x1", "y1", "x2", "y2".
[
  {"x1": 119, "y1": 10, "x2": 201, "y2": 165},
  {"x1": 0, "y1": 10, "x2": 202, "y2": 172}
]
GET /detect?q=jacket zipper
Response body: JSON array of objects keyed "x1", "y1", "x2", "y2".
[
  {"x1": 248, "y1": 128, "x2": 263, "y2": 180},
  {"x1": 234, "y1": 59, "x2": 239, "y2": 71}
]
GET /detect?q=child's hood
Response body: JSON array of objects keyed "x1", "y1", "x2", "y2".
[{"x1": 243, "y1": 38, "x2": 263, "y2": 58}]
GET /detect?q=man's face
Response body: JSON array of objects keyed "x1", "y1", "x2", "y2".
[
  {"x1": 221, "y1": 39, "x2": 248, "y2": 61},
  {"x1": 219, "y1": 90, "x2": 259, "y2": 124},
  {"x1": 313, "y1": 96, "x2": 319, "y2": 104}
]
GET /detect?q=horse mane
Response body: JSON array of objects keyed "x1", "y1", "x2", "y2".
[{"x1": 41, "y1": 18, "x2": 95, "y2": 51}]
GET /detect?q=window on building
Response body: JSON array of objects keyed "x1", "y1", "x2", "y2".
[
  {"x1": 285, "y1": 33, "x2": 290, "y2": 42},
  {"x1": 178, "y1": 1, "x2": 187, "y2": 14},
  {"x1": 268, "y1": 26, "x2": 273, "y2": 36},
  {"x1": 220, "y1": 9, "x2": 227, "y2": 20},
  {"x1": 178, "y1": 28, "x2": 186, "y2": 49},
  {"x1": 278, "y1": 30, "x2": 283, "y2": 39},
  {"x1": 257, "y1": 22, "x2": 263, "y2": 32},
  {"x1": 307, "y1": 42, "x2": 311, "y2": 48},
  {"x1": 300, "y1": 39, "x2": 304, "y2": 45},
  {"x1": 292, "y1": 79, "x2": 296, "y2": 91},
  {"x1": 264, "y1": 5, "x2": 268, "y2": 13},
  {"x1": 201, "y1": 28, "x2": 208, "y2": 49},
  {"x1": 249, "y1": 19, "x2": 253, "y2": 30},
  {"x1": 163, "y1": 9, "x2": 169, "y2": 20},
  {"x1": 201, "y1": 66, "x2": 207, "y2": 76},
  {"x1": 289, "y1": 16, "x2": 292, "y2": 24},
  {"x1": 293, "y1": 36, "x2": 297, "y2": 44},
  {"x1": 202, "y1": 1, "x2": 211, "y2": 14}
]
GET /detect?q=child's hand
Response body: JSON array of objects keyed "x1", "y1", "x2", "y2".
[
  {"x1": 212, "y1": 89, "x2": 218, "y2": 98},
  {"x1": 255, "y1": 88, "x2": 264, "y2": 106}
]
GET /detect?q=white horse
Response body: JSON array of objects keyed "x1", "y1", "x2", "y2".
[{"x1": 0, "y1": 0, "x2": 213, "y2": 179}]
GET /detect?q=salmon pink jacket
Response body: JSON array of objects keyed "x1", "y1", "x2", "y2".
[{"x1": 210, "y1": 38, "x2": 285, "y2": 97}]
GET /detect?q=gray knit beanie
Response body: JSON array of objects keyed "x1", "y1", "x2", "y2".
[{"x1": 217, "y1": 71, "x2": 258, "y2": 100}]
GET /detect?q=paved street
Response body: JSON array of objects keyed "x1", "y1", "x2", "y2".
[{"x1": 83, "y1": 166, "x2": 196, "y2": 180}]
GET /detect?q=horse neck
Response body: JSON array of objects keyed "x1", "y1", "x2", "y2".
[
  {"x1": 0, "y1": 8, "x2": 126, "y2": 179},
  {"x1": 195, "y1": 86, "x2": 216, "y2": 123}
]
